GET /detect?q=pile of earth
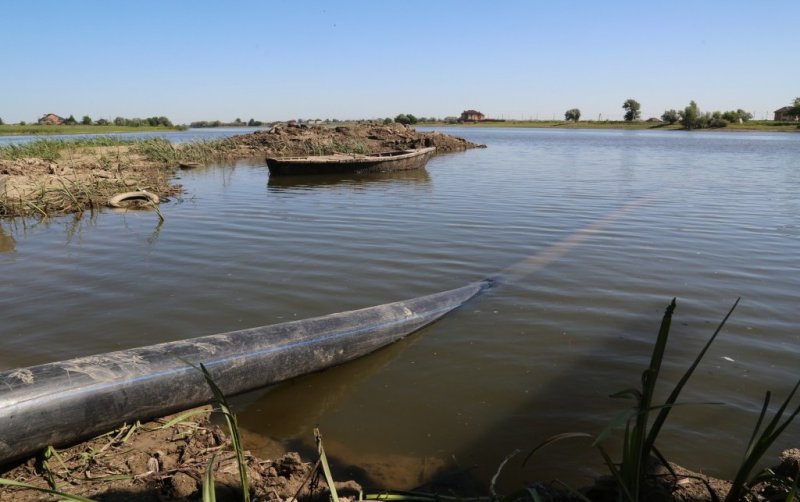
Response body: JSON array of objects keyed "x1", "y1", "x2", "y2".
[{"x1": 226, "y1": 122, "x2": 485, "y2": 157}]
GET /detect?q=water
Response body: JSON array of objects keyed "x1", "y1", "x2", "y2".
[{"x1": 1, "y1": 127, "x2": 799, "y2": 490}]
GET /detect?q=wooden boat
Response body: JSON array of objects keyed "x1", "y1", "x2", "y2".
[{"x1": 266, "y1": 146, "x2": 436, "y2": 176}]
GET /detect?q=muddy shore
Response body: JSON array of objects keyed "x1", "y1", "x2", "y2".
[
  {"x1": 2, "y1": 402, "x2": 799, "y2": 501},
  {"x1": 0, "y1": 123, "x2": 483, "y2": 218}
]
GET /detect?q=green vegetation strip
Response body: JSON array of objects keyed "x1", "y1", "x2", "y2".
[
  {"x1": 0, "y1": 124, "x2": 186, "y2": 136},
  {"x1": 436, "y1": 120, "x2": 800, "y2": 132},
  {"x1": 0, "y1": 137, "x2": 135, "y2": 161}
]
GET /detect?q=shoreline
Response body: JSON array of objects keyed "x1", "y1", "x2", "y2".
[
  {"x1": 2, "y1": 402, "x2": 798, "y2": 501},
  {"x1": 0, "y1": 123, "x2": 482, "y2": 219},
  {"x1": 419, "y1": 119, "x2": 800, "y2": 133}
]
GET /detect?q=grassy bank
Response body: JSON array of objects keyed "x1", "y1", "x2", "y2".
[
  {"x1": 0, "y1": 124, "x2": 187, "y2": 136},
  {"x1": 420, "y1": 120, "x2": 800, "y2": 132}
]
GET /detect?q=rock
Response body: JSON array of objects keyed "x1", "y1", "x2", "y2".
[
  {"x1": 126, "y1": 450, "x2": 152, "y2": 475},
  {"x1": 170, "y1": 471, "x2": 198, "y2": 498},
  {"x1": 776, "y1": 448, "x2": 800, "y2": 477}
]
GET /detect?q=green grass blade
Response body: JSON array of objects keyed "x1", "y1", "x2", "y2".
[
  {"x1": 177, "y1": 357, "x2": 250, "y2": 502},
  {"x1": 0, "y1": 478, "x2": 97, "y2": 501},
  {"x1": 593, "y1": 408, "x2": 637, "y2": 447},
  {"x1": 315, "y1": 428, "x2": 340, "y2": 502},
  {"x1": 610, "y1": 388, "x2": 643, "y2": 400},
  {"x1": 159, "y1": 408, "x2": 211, "y2": 429},
  {"x1": 645, "y1": 298, "x2": 739, "y2": 450},
  {"x1": 726, "y1": 380, "x2": 800, "y2": 502},
  {"x1": 524, "y1": 432, "x2": 593, "y2": 466},
  {"x1": 203, "y1": 452, "x2": 218, "y2": 502},
  {"x1": 490, "y1": 449, "x2": 520, "y2": 497},
  {"x1": 197, "y1": 363, "x2": 250, "y2": 502},
  {"x1": 595, "y1": 444, "x2": 635, "y2": 502},
  {"x1": 744, "y1": 391, "x2": 772, "y2": 460}
]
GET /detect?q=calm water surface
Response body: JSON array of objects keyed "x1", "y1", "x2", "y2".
[{"x1": 1, "y1": 127, "x2": 799, "y2": 489}]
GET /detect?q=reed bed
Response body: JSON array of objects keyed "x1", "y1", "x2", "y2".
[
  {"x1": 132, "y1": 137, "x2": 237, "y2": 164},
  {"x1": 0, "y1": 137, "x2": 135, "y2": 161},
  {"x1": 296, "y1": 137, "x2": 369, "y2": 156}
]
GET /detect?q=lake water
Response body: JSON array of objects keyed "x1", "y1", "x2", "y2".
[{"x1": 1, "y1": 127, "x2": 799, "y2": 490}]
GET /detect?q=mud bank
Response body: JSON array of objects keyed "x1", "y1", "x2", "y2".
[
  {"x1": 0, "y1": 124, "x2": 483, "y2": 218},
  {"x1": 2, "y1": 403, "x2": 799, "y2": 502}
]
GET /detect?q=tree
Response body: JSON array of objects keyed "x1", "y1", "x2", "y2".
[
  {"x1": 661, "y1": 109, "x2": 679, "y2": 124},
  {"x1": 64, "y1": 114, "x2": 77, "y2": 125},
  {"x1": 0, "y1": 117, "x2": 4, "y2": 125},
  {"x1": 622, "y1": 99, "x2": 641, "y2": 121},
  {"x1": 722, "y1": 109, "x2": 753, "y2": 123},
  {"x1": 382, "y1": 117, "x2": 393, "y2": 125},
  {"x1": 710, "y1": 111, "x2": 728, "y2": 128},
  {"x1": 564, "y1": 108, "x2": 581, "y2": 122},
  {"x1": 81, "y1": 115, "x2": 92, "y2": 125},
  {"x1": 680, "y1": 101, "x2": 699, "y2": 130},
  {"x1": 790, "y1": 97, "x2": 800, "y2": 117},
  {"x1": 95, "y1": 118, "x2": 109, "y2": 125},
  {"x1": 394, "y1": 114, "x2": 411, "y2": 125}
]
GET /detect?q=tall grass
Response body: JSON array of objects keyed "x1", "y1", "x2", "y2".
[
  {"x1": 298, "y1": 137, "x2": 369, "y2": 156},
  {"x1": 526, "y1": 298, "x2": 800, "y2": 502},
  {"x1": 0, "y1": 137, "x2": 136, "y2": 161},
  {"x1": 133, "y1": 137, "x2": 237, "y2": 164}
]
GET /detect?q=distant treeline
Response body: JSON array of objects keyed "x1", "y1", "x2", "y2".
[
  {"x1": 190, "y1": 118, "x2": 264, "y2": 128},
  {"x1": 105, "y1": 116, "x2": 175, "y2": 127}
]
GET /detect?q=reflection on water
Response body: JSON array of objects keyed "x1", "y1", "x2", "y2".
[
  {"x1": 235, "y1": 335, "x2": 419, "y2": 442},
  {"x1": 0, "y1": 225, "x2": 15, "y2": 253},
  {"x1": 267, "y1": 168, "x2": 432, "y2": 190}
]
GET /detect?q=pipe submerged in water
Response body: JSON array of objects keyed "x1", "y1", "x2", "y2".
[{"x1": 0, "y1": 281, "x2": 489, "y2": 466}]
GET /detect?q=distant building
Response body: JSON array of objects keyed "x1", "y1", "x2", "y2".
[
  {"x1": 774, "y1": 107, "x2": 798, "y2": 121},
  {"x1": 38, "y1": 113, "x2": 65, "y2": 125},
  {"x1": 459, "y1": 110, "x2": 485, "y2": 122}
]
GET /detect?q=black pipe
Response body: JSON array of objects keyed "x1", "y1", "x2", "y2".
[{"x1": 0, "y1": 281, "x2": 489, "y2": 465}]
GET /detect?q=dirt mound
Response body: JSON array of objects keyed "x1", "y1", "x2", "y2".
[{"x1": 228, "y1": 122, "x2": 485, "y2": 157}]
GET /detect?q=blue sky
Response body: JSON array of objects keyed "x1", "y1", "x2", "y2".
[{"x1": 2, "y1": 1, "x2": 797, "y2": 124}]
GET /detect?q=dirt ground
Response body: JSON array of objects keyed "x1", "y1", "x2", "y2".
[
  {"x1": 0, "y1": 407, "x2": 362, "y2": 502},
  {"x1": 0, "y1": 123, "x2": 483, "y2": 218},
  {"x1": 2, "y1": 402, "x2": 798, "y2": 502}
]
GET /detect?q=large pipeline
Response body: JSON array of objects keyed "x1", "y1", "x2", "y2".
[{"x1": 0, "y1": 281, "x2": 489, "y2": 465}]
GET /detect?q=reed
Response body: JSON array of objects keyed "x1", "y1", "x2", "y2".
[
  {"x1": 0, "y1": 137, "x2": 135, "y2": 161},
  {"x1": 524, "y1": 298, "x2": 800, "y2": 502},
  {"x1": 192, "y1": 361, "x2": 251, "y2": 502},
  {"x1": 298, "y1": 137, "x2": 369, "y2": 156},
  {"x1": 133, "y1": 137, "x2": 236, "y2": 164}
]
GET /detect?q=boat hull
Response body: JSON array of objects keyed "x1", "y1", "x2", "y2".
[
  {"x1": 0, "y1": 281, "x2": 487, "y2": 466},
  {"x1": 267, "y1": 147, "x2": 435, "y2": 176}
]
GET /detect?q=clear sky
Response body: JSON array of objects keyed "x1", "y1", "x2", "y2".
[{"x1": 2, "y1": 1, "x2": 797, "y2": 124}]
